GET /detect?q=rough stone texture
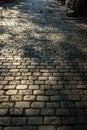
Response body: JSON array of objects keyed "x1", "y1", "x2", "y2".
[
  {"x1": 0, "y1": 0, "x2": 87, "y2": 129},
  {"x1": 25, "y1": 109, "x2": 40, "y2": 116},
  {"x1": 4, "y1": 127, "x2": 21, "y2": 130},
  {"x1": 15, "y1": 102, "x2": 30, "y2": 108},
  {"x1": 41, "y1": 108, "x2": 55, "y2": 115},
  {"x1": 44, "y1": 117, "x2": 61, "y2": 125},
  {"x1": 39, "y1": 126, "x2": 55, "y2": 130},
  {"x1": 10, "y1": 108, "x2": 23, "y2": 116},
  {"x1": 12, "y1": 118, "x2": 26, "y2": 125},
  {"x1": 22, "y1": 126, "x2": 37, "y2": 130},
  {"x1": 0, "y1": 117, "x2": 11, "y2": 126},
  {"x1": 57, "y1": 126, "x2": 74, "y2": 130},
  {"x1": 31, "y1": 102, "x2": 45, "y2": 108},
  {"x1": 28, "y1": 117, "x2": 43, "y2": 125}
]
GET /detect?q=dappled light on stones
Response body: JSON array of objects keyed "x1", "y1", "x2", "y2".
[{"x1": 0, "y1": 0, "x2": 87, "y2": 130}]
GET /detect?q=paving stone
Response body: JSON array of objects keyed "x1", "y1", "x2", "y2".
[
  {"x1": 28, "y1": 117, "x2": 42, "y2": 125},
  {"x1": 22, "y1": 126, "x2": 37, "y2": 130},
  {"x1": 4, "y1": 77, "x2": 14, "y2": 81},
  {"x1": 29, "y1": 76, "x2": 37, "y2": 80},
  {"x1": 31, "y1": 102, "x2": 45, "y2": 108},
  {"x1": 4, "y1": 127, "x2": 21, "y2": 130},
  {"x1": 50, "y1": 95, "x2": 67, "y2": 101},
  {"x1": 24, "y1": 95, "x2": 36, "y2": 101},
  {"x1": 70, "y1": 109, "x2": 85, "y2": 116},
  {"x1": 36, "y1": 96, "x2": 49, "y2": 101},
  {"x1": 67, "y1": 95, "x2": 80, "y2": 101},
  {"x1": 52, "y1": 85, "x2": 63, "y2": 89},
  {"x1": 22, "y1": 72, "x2": 31, "y2": 76},
  {"x1": 10, "y1": 108, "x2": 23, "y2": 115},
  {"x1": 0, "y1": 96, "x2": 9, "y2": 101},
  {"x1": 41, "y1": 108, "x2": 55, "y2": 115},
  {"x1": 9, "y1": 81, "x2": 20, "y2": 85},
  {"x1": 10, "y1": 95, "x2": 22, "y2": 101},
  {"x1": 12, "y1": 118, "x2": 26, "y2": 125},
  {"x1": 57, "y1": 126, "x2": 74, "y2": 130},
  {"x1": 38, "y1": 77, "x2": 48, "y2": 80},
  {"x1": 18, "y1": 90, "x2": 32, "y2": 95},
  {"x1": 46, "y1": 102, "x2": 60, "y2": 108},
  {"x1": 10, "y1": 69, "x2": 19, "y2": 72},
  {"x1": 33, "y1": 90, "x2": 45, "y2": 95},
  {"x1": 6, "y1": 90, "x2": 17, "y2": 95},
  {"x1": 16, "y1": 85, "x2": 28, "y2": 89},
  {"x1": 45, "y1": 80, "x2": 57, "y2": 85},
  {"x1": 25, "y1": 109, "x2": 40, "y2": 116},
  {"x1": 77, "y1": 85, "x2": 87, "y2": 89},
  {"x1": 35, "y1": 81, "x2": 44, "y2": 85},
  {"x1": 46, "y1": 90, "x2": 59, "y2": 95},
  {"x1": 4, "y1": 85, "x2": 16, "y2": 90},
  {"x1": 39, "y1": 126, "x2": 55, "y2": 130},
  {"x1": 76, "y1": 101, "x2": 87, "y2": 108},
  {"x1": 62, "y1": 117, "x2": 77, "y2": 125},
  {"x1": 44, "y1": 117, "x2": 61, "y2": 125},
  {"x1": 56, "y1": 108, "x2": 70, "y2": 115},
  {"x1": 0, "y1": 102, "x2": 14, "y2": 108},
  {"x1": 49, "y1": 76, "x2": 62, "y2": 80},
  {"x1": 0, "y1": 117, "x2": 11, "y2": 126},
  {"x1": 29, "y1": 85, "x2": 39, "y2": 89},
  {"x1": 0, "y1": 81, "x2": 8, "y2": 85},
  {"x1": 21, "y1": 80, "x2": 33, "y2": 85},
  {"x1": 80, "y1": 95, "x2": 87, "y2": 100},
  {"x1": 61, "y1": 101, "x2": 76, "y2": 108},
  {"x1": 15, "y1": 102, "x2": 30, "y2": 108},
  {"x1": 40, "y1": 85, "x2": 51, "y2": 90}
]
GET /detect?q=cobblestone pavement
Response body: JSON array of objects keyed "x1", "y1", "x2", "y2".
[{"x1": 0, "y1": 0, "x2": 87, "y2": 129}]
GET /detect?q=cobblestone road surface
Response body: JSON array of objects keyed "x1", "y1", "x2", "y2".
[{"x1": 0, "y1": 0, "x2": 87, "y2": 129}]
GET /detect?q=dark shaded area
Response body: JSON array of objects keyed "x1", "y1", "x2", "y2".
[{"x1": 67, "y1": 0, "x2": 87, "y2": 17}]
